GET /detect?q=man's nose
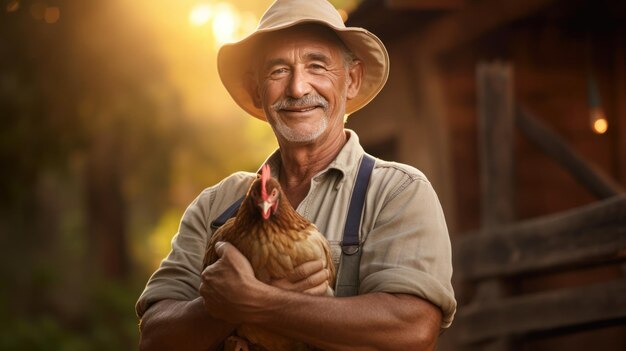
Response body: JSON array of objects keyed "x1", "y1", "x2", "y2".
[{"x1": 286, "y1": 67, "x2": 312, "y2": 98}]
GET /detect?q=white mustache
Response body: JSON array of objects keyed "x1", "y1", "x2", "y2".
[{"x1": 272, "y1": 95, "x2": 329, "y2": 111}]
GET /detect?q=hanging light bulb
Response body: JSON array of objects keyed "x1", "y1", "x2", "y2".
[{"x1": 587, "y1": 71, "x2": 608, "y2": 135}]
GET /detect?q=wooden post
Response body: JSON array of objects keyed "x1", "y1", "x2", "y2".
[
  {"x1": 470, "y1": 62, "x2": 516, "y2": 351},
  {"x1": 478, "y1": 62, "x2": 515, "y2": 228}
]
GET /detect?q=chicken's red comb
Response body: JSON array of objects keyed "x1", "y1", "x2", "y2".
[{"x1": 260, "y1": 164, "x2": 270, "y2": 200}]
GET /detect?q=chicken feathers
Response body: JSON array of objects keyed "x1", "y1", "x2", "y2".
[{"x1": 203, "y1": 164, "x2": 336, "y2": 351}]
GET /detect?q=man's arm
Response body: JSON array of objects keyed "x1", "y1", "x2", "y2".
[
  {"x1": 264, "y1": 292, "x2": 440, "y2": 351},
  {"x1": 139, "y1": 252, "x2": 332, "y2": 351},
  {"x1": 200, "y1": 242, "x2": 442, "y2": 351},
  {"x1": 138, "y1": 298, "x2": 234, "y2": 351}
]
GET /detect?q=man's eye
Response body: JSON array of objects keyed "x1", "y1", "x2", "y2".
[
  {"x1": 270, "y1": 68, "x2": 288, "y2": 76},
  {"x1": 310, "y1": 64, "x2": 326, "y2": 70}
]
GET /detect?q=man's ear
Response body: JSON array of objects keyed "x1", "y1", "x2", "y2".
[
  {"x1": 244, "y1": 72, "x2": 262, "y2": 108},
  {"x1": 346, "y1": 60, "x2": 363, "y2": 101}
]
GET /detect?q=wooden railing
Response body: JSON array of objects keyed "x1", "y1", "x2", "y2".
[
  {"x1": 453, "y1": 63, "x2": 626, "y2": 350},
  {"x1": 456, "y1": 196, "x2": 626, "y2": 345}
]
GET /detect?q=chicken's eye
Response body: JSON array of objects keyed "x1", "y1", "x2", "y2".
[{"x1": 269, "y1": 188, "x2": 279, "y2": 201}]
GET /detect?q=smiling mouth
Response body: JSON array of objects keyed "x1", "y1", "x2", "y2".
[{"x1": 281, "y1": 106, "x2": 318, "y2": 113}]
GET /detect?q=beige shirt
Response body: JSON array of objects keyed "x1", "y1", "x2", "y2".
[{"x1": 136, "y1": 130, "x2": 456, "y2": 327}]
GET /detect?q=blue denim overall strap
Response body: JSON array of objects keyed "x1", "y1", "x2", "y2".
[
  {"x1": 210, "y1": 195, "x2": 244, "y2": 230},
  {"x1": 209, "y1": 154, "x2": 376, "y2": 296},
  {"x1": 335, "y1": 154, "x2": 375, "y2": 297}
]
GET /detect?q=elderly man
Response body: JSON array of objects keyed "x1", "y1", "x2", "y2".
[{"x1": 136, "y1": 0, "x2": 456, "y2": 350}]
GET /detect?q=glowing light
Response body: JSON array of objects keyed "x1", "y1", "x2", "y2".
[
  {"x1": 593, "y1": 119, "x2": 608, "y2": 134},
  {"x1": 44, "y1": 6, "x2": 60, "y2": 24},
  {"x1": 6, "y1": 0, "x2": 19, "y2": 13},
  {"x1": 590, "y1": 108, "x2": 608, "y2": 134},
  {"x1": 212, "y1": 2, "x2": 239, "y2": 46},
  {"x1": 189, "y1": 3, "x2": 212, "y2": 26},
  {"x1": 593, "y1": 118, "x2": 608, "y2": 134},
  {"x1": 238, "y1": 11, "x2": 258, "y2": 38}
]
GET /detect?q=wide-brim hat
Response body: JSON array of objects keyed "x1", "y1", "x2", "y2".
[{"x1": 217, "y1": 0, "x2": 390, "y2": 121}]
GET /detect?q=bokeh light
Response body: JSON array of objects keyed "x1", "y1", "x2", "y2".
[
  {"x1": 592, "y1": 116, "x2": 608, "y2": 134},
  {"x1": 590, "y1": 108, "x2": 608, "y2": 134},
  {"x1": 189, "y1": 3, "x2": 212, "y2": 26},
  {"x1": 44, "y1": 6, "x2": 60, "y2": 24},
  {"x1": 6, "y1": 0, "x2": 19, "y2": 12},
  {"x1": 212, "y1": 2, "x2": 239, "y2": 46}
]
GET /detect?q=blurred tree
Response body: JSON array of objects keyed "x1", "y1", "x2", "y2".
[
  {"x1": 0, "y1": 0, "x2": 284, "y2": 348},
  {"x1": 1, "y1": 0, "x2": 182, "y2": 275},
  {"x1": 1, "y1": 0, "x2": 183, "y2": 348}
]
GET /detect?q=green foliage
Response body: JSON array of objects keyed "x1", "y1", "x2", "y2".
[
  {"x1": 0, "y1": 315, "x2": 89, "y2": 351},
  {"x1": 0, "y1": 0, "x2": 279, "y2": 350},
  {"x1": 0, "y1": 280, "x2": 141, "y2": 351}
]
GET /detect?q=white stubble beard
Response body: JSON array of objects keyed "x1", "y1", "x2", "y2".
[{"x1": 271, "y1": 112, "x2": 329, "y2": 143}]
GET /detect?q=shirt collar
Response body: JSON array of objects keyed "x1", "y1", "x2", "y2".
[{"x1": 262, "y1": 129, "x2": 365, "y2": 182}]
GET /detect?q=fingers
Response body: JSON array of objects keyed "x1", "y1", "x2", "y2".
[
  {"x1": 214, "y1": 241, "x2": 229, "y2": 257},
  {"x1": 202, "y1": 242, "x2": 254, "y2": 282},
  {"x1": 299, "y1": 267, "x2": 330, "y2": 296},
  {"x1": 269, "y1": 260, "x2": 331, "y2": 294},
  {"x1": 214, "y1": 242, "x2": 247, "y2": 264},
  {"x1": 288, "y1": 260, "x2": 325, "y2": 283},
  {"x1": 303, "y1": 280, "x2": 330, "y2": 296},
  {"x1": 300, "y1": 266, "x2": 330, "y2": 288}
]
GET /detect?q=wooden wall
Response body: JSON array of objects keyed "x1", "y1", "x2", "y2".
[
  {"x1": 438, "y1": 1, "x2": 626, "y2": 226},
  {"x1": 440, "y1": 5, "x2": 626, "y2": 350},
  {"x1": 346, "y1": 40, "x2": 456, "y2": 230},
  {"x1": 347, "y1": 0, "x2": 626, "y2": 349}
]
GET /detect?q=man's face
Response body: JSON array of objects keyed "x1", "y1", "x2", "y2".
[{"x1": 252, "y1": 26, "x2": 361, "y2": 144}]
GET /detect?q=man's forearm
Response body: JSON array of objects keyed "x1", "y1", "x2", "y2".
[
  {"x1": 250, "y1": 290, "x2": 441, "y2": 351},
  {"x1": 139, "y1": 298, "x2": 234, "y2": 351},
  {"x1": 200, "y1": 243, "x2": 442, "y2": 351}
]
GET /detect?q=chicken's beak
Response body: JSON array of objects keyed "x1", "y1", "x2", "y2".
[{"x1": 260, "y1": 200, "x2": 272, "y2": 220}]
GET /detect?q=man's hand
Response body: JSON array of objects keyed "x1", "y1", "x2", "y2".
[
  {"x1": 199, "y1": 241, "x2": 265, "y2": 324},
  {"x1": 269, "y1": 260, "x2": 330, "y2": 296},
  {"x1": 199, "y1": 243, "x2": 331, "y2": 324}
]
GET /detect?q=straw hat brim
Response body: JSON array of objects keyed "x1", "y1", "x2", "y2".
[{"x1": 217, "y1": 19, "x2": 389, "y2": 121}]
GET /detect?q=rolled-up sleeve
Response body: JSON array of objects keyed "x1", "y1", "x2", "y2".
[
  {"x1": 135, "y1": 172, "x2": 255, "y2": 318},
  {"x1": 135, "y1": 189, "x2": 212, "y2": 318},
  {"x1": 359, "y1": 170, "x2": 456, "y2": 328}
]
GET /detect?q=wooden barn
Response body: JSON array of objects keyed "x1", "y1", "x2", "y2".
[{"x1": 344, "y1": 0, "x2": 626, "y2": 350}]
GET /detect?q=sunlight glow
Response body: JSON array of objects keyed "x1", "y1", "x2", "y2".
[
  {"x1": 239, "y1": 11, "x2": 259, "y2": 38},
  {"x1": 212, "y1": 2, "x2": 239, "y2": 46},
  {"x1": 189, "y1": 3, "x2": 212, "y2": 26}
]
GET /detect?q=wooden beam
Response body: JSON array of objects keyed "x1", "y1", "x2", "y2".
[
  {"x1": 478, "y1": 63, "x2": 515, "y2": 228},
  {"x1": 516, "y1": 106, "x2": 625, "y2": 199},
  {"x1": 411, "y1": 0, "x2": 559, "y2": 56},
  {"x1": 457, "y1": 278, "x2": 626, "y2": 344},
  {"x1": 455, "y1": 195, "x2": 626, "y2": 281},
  {"x1": 614, "y1": 28, "x2": 626, "y2": 187},
  {"x1": 386, "y1": 0, "x2": 465, "y2": 10}
]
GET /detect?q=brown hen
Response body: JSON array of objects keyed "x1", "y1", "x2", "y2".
[{"x1": 203, "y1": 164, "x2": 336, "y2": 351}]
